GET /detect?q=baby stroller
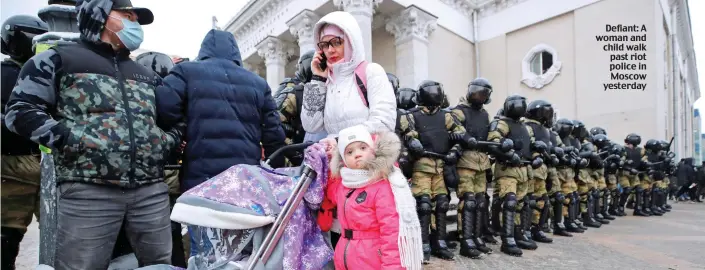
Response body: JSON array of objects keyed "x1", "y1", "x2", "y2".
[{"x1": 142, "y1": 142, "x2": 334, "y2": 270}]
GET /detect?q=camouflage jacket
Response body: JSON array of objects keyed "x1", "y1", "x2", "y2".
[
  {"x1": 4, "y1": 41, "x2": 183, "y2": 188},
  {"x1": 398, "y1": 106, "x2": 465, "y2": 174},
  {"x1": 276, "y1": 82, "x2": 304, "y2": 145}
]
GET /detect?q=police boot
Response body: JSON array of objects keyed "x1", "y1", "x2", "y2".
[
  {"x1": 582, "y1": 196, "x2": 602, "y2": 228},
  {"x1": 531, "y1": 194, "x2": 554, "y2": 243},
  {"x1": 601, "y1": 189, "x2": 616, "y2": 220},
  {"x1": 431, "y1": 195, "x2": 454, "y2": 260},
  {"x1": 552, "y1": 193, "x2": 573, "y2": 237},
  {"x1": 642, "y1": 189, "x2": 655, "y2": 216},
  {"x1": 565, "y1": 199, "x2": 584, "y2": 233},
  {"x1": 609, "y1": 189, "x2": 622, "y2": 216},
  {"x1": 572, "y1": 193, "x2": 588, "y2": 231},
  {"x1": 473, "y1": 192, "x2": 493, "y2": 252},
  {"x1": 619, "y1": 188, "x2": 631, "y2": 216},
  {"x1": 658, "y1": 189, "x2": 671, "y2": 212},
  {"x1": 458, "y1": 193, "x2": 483, "y2": 258},
  {"x1": 626, "y1": 195, "x2": 635, "y2": 209},
  {"x1": 663, "y1": 190, "x2": 673, "y2": 210},
  {"x1": 480, "y1": 192, "x2": 498, "y2": 244},
  {"x1": 1, "y1": 227, "x2": 25, "y2": 270},
  {"x1": 416, "y1": 195, "x2": 433, "y2": 263},
  {"x1": 514, "y1": 197, "x2": 538, "y2": 250},
  {"x1": 648, "y1": 189, "x2": 663, "y2": 216},
  {"x1": 592, "y1": 190, "x2": 610, "y2": 224},
  {"x1": 490, "y1": 192, "x2": 502, "y2": 237},
  {"x1": 500, "y1": 194, "x2": 523, "y2": 257},
  {"x1": 633, "y1": 188, "x2": 649, "y2": 217}
]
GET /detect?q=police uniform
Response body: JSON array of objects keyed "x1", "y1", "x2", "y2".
[
  {"x1": 523, "y1": 118, "x2": 555, "y2": 242},
  {"x1": 1, "y1": 14, "x2": 48, "y2": 269},
  {"x1": 395, "y1": 88, "x2": 418, "y2": 179},
  {"x1": 399, "y1": 80, "x2": 462, "y2": 261},
  {"x1": 556, "y1": 124, "x2": 588, "y2": 233},
  {"x1": 451, "y1": 100, "x2": 494, "y2": 256},
  {"x1": 622, "y1": 140, "x2": 649, "y2": 216},
  {"x1": 643, "y1": 141, "x2": 666, "y2": 216},
  {"x1": 548, "y1": 130, "x2": 579, "y2": 235}
]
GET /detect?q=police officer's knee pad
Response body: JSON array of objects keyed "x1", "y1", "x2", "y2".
[
  {"x1": 623, "y1": 187, "x2": 632, "y2": 195},
  {"x1": 416, "y1": 195, "x2": 433, "y2": 214},
  {"x1": 526, "y1": 195, "x2": 537, "y2": 209},
  {"x1": 541, "y1": 194, "x2": 550, "y2": 204},
  {"x1": 554, "y1": 192, "x2": 565, "y2": 203},
  {"x1": 461, "y1": 192, "x2": 477, "y2": 211},
  {"x1": 435, "y1": 195, "x2": 450, "y2": 212},
  {"x1": 503, "y1": 193, "x2": 518, "y2": 211},
  {"x1": 474, "y1": 192, "x2": 486, "y2": 208}
]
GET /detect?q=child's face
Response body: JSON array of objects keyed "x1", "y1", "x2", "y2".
[{"x1": 344, "y1": 141, "x2": 375, "y2": 169}]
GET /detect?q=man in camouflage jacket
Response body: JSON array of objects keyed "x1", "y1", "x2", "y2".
[{"x1": 4, "y1": 0, "x2": 182, "y2": 268}]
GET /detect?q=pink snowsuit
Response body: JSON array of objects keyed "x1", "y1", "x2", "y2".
[{"x1": 328, "y1": 131, "x2": 405, "y2": 270}]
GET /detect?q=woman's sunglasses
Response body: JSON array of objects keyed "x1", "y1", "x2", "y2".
[{"x1": 317, "y1": 37, "x2": 344, "y2": 50}]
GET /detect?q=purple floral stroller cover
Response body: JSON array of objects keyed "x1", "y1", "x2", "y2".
[{"x1": 168, "y1": 143, "x2": 333, "y2": 270}]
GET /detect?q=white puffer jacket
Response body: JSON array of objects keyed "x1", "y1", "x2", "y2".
[{"x1": 300, "y1": 11, "x2": 396, "y2": 138}]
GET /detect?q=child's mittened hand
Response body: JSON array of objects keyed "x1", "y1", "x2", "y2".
[{"x1": 319, "y1": 137, "x2": 338, "y2": 158}]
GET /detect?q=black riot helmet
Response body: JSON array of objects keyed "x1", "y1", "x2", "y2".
[
  {"x1": 494, "y1": 108, "x2": 504, "y2": 120},
  {"x1": 442, "y1": 94, "x2": 450, "y2": 108},
  {"x1": 644, "y1": 139, "x2": 661, "y2": 151},
  {"x1": 296, "y1": 50, "x2": 315, "y2": 83},
  {"x1": 592, "y1": 134, "x2": 610, "y2": 149},
  {"x1": 659, "y1": 140, "x2": 670, "y2": 151},
  {"x1": 467, "y1": 78, "x2": 492, "y2": 107},
  {"x1": 590, "y1": 127, "x2": 607, "y2": 136},
  {"x1": 417, "y1": 80, "x2": 445, "y2": 108},
  {"x1": 1, "y1": 15, "x2": 49, "y2": 63},
  {"x1": 571, "y1": 120, "x2": 589, "y2": 139},
  {"x1": 502, "y1": 95, "x2": 527, "y2": 120},
  {"x1": 624, "y1": 133, "x2": 642, "y2": 146},
  {"x1": 136, "y1": 52, "x2": 175, "y2": 79},
  {"x1": 396, "y1": 88, "x2": 417, "y2": 110},
  {"x1": 387, "y1": 73, "x2": 400, "y2": 94},
  {"x1": 554, "y1": 118, "x2": 574, "y2": 137},
  {"x1": 525, "y1": 100, "x2": 553, "y2": 125}
]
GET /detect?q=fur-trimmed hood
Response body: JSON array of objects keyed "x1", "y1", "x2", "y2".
[{"x1": 330, "y1": 130, "x2": 401, "y2": 178}]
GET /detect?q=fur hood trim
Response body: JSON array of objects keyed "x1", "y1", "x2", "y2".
[{"x1": 330, "y1": 130, "x2": 401, "y2": 178}]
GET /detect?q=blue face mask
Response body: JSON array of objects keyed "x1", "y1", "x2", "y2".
[{"x1": 109, "y1": 16, "x2": 144, "y2": 51}]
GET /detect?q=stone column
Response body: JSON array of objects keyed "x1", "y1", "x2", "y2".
[
  {"x1": 287, "y1": 10, "x2": 321, "y2": 56},
  {"x1": 385, "y1": 5, "x2": 437, "y2": 89},
  {"x1": 256, "y1": 36, "x2": 295, "y2": 92},
  {"x1": 333, "y1": 0, "x2": 383, "y2": 62}
]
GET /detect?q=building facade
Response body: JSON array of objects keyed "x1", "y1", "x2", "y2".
[{"x1": 224, "y1": 0, "x2": 700, "y2": 156}]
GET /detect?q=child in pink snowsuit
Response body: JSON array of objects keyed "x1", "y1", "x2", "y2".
[{"x1": 327, "y1": 125, "x2": 423, "y2": 270}]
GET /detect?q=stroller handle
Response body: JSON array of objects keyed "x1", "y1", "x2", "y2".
[{"x1": 264, "y1": 142, "x2": 315, "y2": 165}]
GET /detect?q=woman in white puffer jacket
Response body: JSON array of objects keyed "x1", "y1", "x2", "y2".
[{"x1": 301, "y1": 11, "x2": 396, "y2": 138}]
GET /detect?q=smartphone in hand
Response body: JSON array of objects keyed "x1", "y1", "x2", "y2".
[{"x1": 319, "y1": 53, "x2": 328, "y2": 71}]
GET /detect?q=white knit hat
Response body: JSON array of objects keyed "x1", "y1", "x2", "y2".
[{"x1": 337, "y1": 125, "x2": 374, "y2": 163}]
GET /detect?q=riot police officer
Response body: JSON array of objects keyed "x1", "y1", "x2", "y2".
[
  {"x1": 1, "y1": 14, "x2": 48, "y2": 270},
  {"x1": 592, "y1": 133, "x2": 620, "y2": 220},
  {"x1": 555, "y1": 119, "x2": 588, "y2": 232},
  {"x1": 522, "y1": 100, "x2": 556, "y2": 243},
  {"x1": 276, "y1": 50, "x2": 314, "y2": 163},
  {"x1": 488, "y1": 95, "x2": 544, "y2": 256},
  {"x1": 570, "y1": 121, "x2": 604, "y2": 227},
  {"x1": 136, "y1": 51, "x2": 175, "y2": 79},
  {"x1": 396, "y1": 87, "x2": 418, "y2": 178},
  {"x1": 398, "y1": 80, "x2": 465, "y2": 262},
  {"x1": 387, "y1": 72, "x2": 400, "y2": 94},
  {"x1": 547, "y1": 119, "x2": 579, "y2": 236},
  {"x1": 450, "y1": 78, "x2": 495, "y2": 258},
  {"x1": 622, "y1": 133, "x2": 649, "y2": 216},
  {"x1": 642, "y1": 139, "x2": 666, "y2": 216}
]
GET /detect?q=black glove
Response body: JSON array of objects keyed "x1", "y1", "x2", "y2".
[
  {"x1": 550, "y1": 154, "x2": 559, "y2": 166},
  {"x1": 531, "y1": 157, "x2": 544, "y2": 169},
  {"x1": 445, "y1": 151, "x2": 459, "y2": 165},
  {"x1": 485, "y1": 168, "x2": 493, "y2": 183},
  {"x1": 532, "y1": 141, "x2": 548, "y2": 152},
  {"x1": 577, "y1": 158, "x2": 589, "y2": 169},
  {"x1": 464, "y1": 135, "x2": 478, "y2": 150},
  {"x1": 509, "y1": 153, "x2": 522, "y2": 167},
  {"x1": 407, "y1": 138, "x2": 424, "y2": 155}
]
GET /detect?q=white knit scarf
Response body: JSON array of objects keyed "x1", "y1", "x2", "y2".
[{"x1": 340, "y1": 167, "x2": 423, "y2": 270}]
